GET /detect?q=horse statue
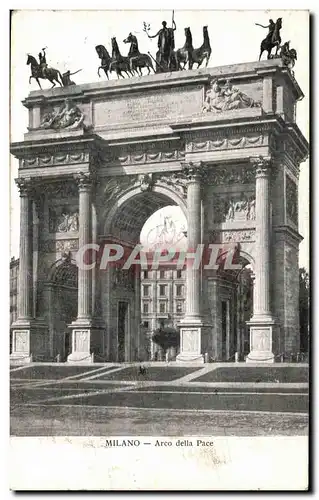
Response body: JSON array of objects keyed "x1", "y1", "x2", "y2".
[
  {"x1": 188, "y1": 26, "x2": 211, "y2": 70},
  {"x1": 280, "y1": 42, "x2": 297, "y2": 71},
  {"x1": 271, "y1": 41, "x2": 297, "y2": 74},
  {"x1": 27, "y1": 54, "x2": 63, "y2": 89},
  {"x1": 123, "y1": 33, "x2": 155, "y2": 76},
  {"x1": 110, "y1": 37, "x2": 135, "y2": 78},
  {"x1": 176, "y1": 27, "x2": 193, "y2": 70},
  {"x1": 95, "y1": 44, "x2": 113, "y2": 79},
  {"x1": 258, "y1": 17, "x2": 282, "y2": 60}
]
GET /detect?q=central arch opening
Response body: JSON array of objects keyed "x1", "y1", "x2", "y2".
[{"x1": 102, "y1": 188, "x2": 187, "y2": 362}]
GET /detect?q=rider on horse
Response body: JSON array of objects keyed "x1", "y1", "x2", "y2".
[
  {"x1": 126, "y1": 33, "x2": 139, "y2": 57},
  {"x1": 38, "y1": 48, "x2": 48, "y2": 78},
  {"x1": 255, "y1": 19, "x2": 276, "y2": 43}
]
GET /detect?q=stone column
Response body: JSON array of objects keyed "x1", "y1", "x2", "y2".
[
  {"x1": 247, "y1": 157, "x2": 275, "y2": 363},
  {"x1": 177, "y1": 162, "x2": 204, "y2": 363},
  {"x1": 77, "y1": 173, "x2": 92, "y2": 320},
  {"x1": 11, "y1": 179, "x2": 33, "y2": 362},
  {"x1": 68, "y1": 172, "x2": 94, "y2": 363},
  {"x1": 17, "y1": 180, "x2": 33, "y2": 320},
  {"x1": 184, "y1": 164, "x2": 202, "y2": 320}
]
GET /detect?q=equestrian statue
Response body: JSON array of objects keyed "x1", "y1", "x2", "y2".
[
  {"x1": 27, "y1": 48, "x2": 63, "y2": 89},
  {"x1": 257, "y1": 18, "x2": 282, "y2": 60}
]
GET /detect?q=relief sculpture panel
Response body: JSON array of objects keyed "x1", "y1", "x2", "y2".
[
  {"x1": 286, "y1": 175, "x2": 298, "y2": 225},
  {"x1": 49, "y1": 207, "x2": 79, "y2": 233},
  {"x1": 213, "y1": 193, "x2": 256, "y2": 223}
]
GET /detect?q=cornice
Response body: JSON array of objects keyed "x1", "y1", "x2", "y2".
[
  {"x1": 273, "y1": 225, "x2": 304, "y2": 244},
  {"x1": 10, "y1": 133, "x2": 104, "y2": 160}
]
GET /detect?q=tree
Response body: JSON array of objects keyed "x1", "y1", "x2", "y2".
[
  {"x1": 299, "y1": 267, "x2": 310, "y2": 352},
  {"x1": 152, "y1": 326, "x2": 180, "y2": 352}
]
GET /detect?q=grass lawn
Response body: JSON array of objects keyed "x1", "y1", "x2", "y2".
[
  {"x1": 194, "y1": 366, "x2": 309, "y2": 383},
  {"x1": 10, "y1": 365, "x2": 114, "y2": 380},
  {"x1": 96, "y1": 366, "x2": 200, "y2": 381}
]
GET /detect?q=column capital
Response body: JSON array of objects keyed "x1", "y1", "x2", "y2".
[
  {"x1": 74, "y1": 171, "x2": 95, "y2": 190},
  {"x1": 15, "y1": 177, "x2": 33, "y2": 197},
  {"x1": 250, "y1": 156, "x2": 272, "y2": 178},
  {"x1": 181, "y1": 161, "x2": 206, "y2": 182}
]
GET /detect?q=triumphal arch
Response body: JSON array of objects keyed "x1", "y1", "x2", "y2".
[{"x1": 10, "y1": 59, "x2": 308, "y2": 364}]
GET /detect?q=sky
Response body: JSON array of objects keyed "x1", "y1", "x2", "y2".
[{"x1": 10, "y1": 9, "x2": 309, "y2": 268}]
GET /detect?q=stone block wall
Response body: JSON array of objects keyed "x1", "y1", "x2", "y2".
[{"x1": 272, "y1": 233, "x2": 300, "y2": 354}]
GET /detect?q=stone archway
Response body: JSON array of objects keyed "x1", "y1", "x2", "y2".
[
  {"x1": 10, "y1": 61, "x2": 308, "y2": 364},
  {"x1": 100, "y1": 182, "x2": 187, "y2": 362}
]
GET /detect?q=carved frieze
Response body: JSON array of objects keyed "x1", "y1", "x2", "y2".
[
  {"x1": 101, "y1": 142, "x2": 185, "y2": 166},
  {"x1": 211, "y1": 229, "x2": 255, "y2": 243},
  {"x1": 49, "y1": 207, "x2": 79, "y2": 233},
  {"x1": 20, "y1": 151, "x2": 90, "y2": 169},
  {"x1": 286, "y1": 175, "x2": 298, "y2": 225},
  {"x1": 186, "y1": 135, "x2": 264, "y2": 153},
  {"x1": 207, "y1": 166, "x2": 256, "y2": 185},
  {"x1": 40, "y1": 239, "x2": 79, "y2": 253},
  {"x1": 213, "y1": 193, "x2": 256, "y2": 223}
]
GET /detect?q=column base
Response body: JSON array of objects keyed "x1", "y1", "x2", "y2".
[
  {"x1": 11, "y1": 320, "x2": 32, "y2": 363},
  {"x1": 176, "y1": 318, "x2": 204, "y2": 364},
  {"x1": 67, "y1": 318, "x2": 105, "y2": 363},
  {"x1": 246, "y1": 318, "x2": 276, "y2": 363},
  {"x1": 10, "y1": 319, "x2": 48, "y2": 363},
  {"x1": 176, "y1": 353, "x2": 204, "y2": 363}
]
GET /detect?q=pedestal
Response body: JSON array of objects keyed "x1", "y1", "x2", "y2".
[
  {"x1": 10, "y1": 321, "x2": 32, "y2": 364},
  {"x1": 176, "y1": 320, "x2": 204, "y2": 363},
  {"x1": 10, "y1": 319, "x2": 49, "y2": 363},
  {"x1": 246, "y1": 319, "x2": 276, "y2": 363},
  {"x1": 67, "y1": 319, "x2": 105, "y2": 363}
]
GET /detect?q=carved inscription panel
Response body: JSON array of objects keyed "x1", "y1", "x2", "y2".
[{"x1": 94, "y1": 87, "x2": 202, "y2": 128}]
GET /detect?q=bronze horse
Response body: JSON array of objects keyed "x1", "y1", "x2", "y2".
[
  {"x1": 110, "y1": 37, "x2": 136, "y2": 78},
  {"x1": 123, "y1": 33, "x2": 155, "y2": 76},
  {"x1": 259, "y1": 18, "x2": 282, "y2": 60},
  {"x1": 176, "y1": 27, "x2": 193, "y2": 70},
  {"x1": 27, "y1": 54, "x2": 63, "y2": 89},
  {"x1": 188, "y1": 26, "x2": 211, "y2": 70},
  {"x1": 95, "y1": 44, "x2": 112, "y2": 79}
]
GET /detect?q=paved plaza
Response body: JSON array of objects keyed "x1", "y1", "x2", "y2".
[{"x1": 10, "y1": 363, "x2": 308, "y2": 437}]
